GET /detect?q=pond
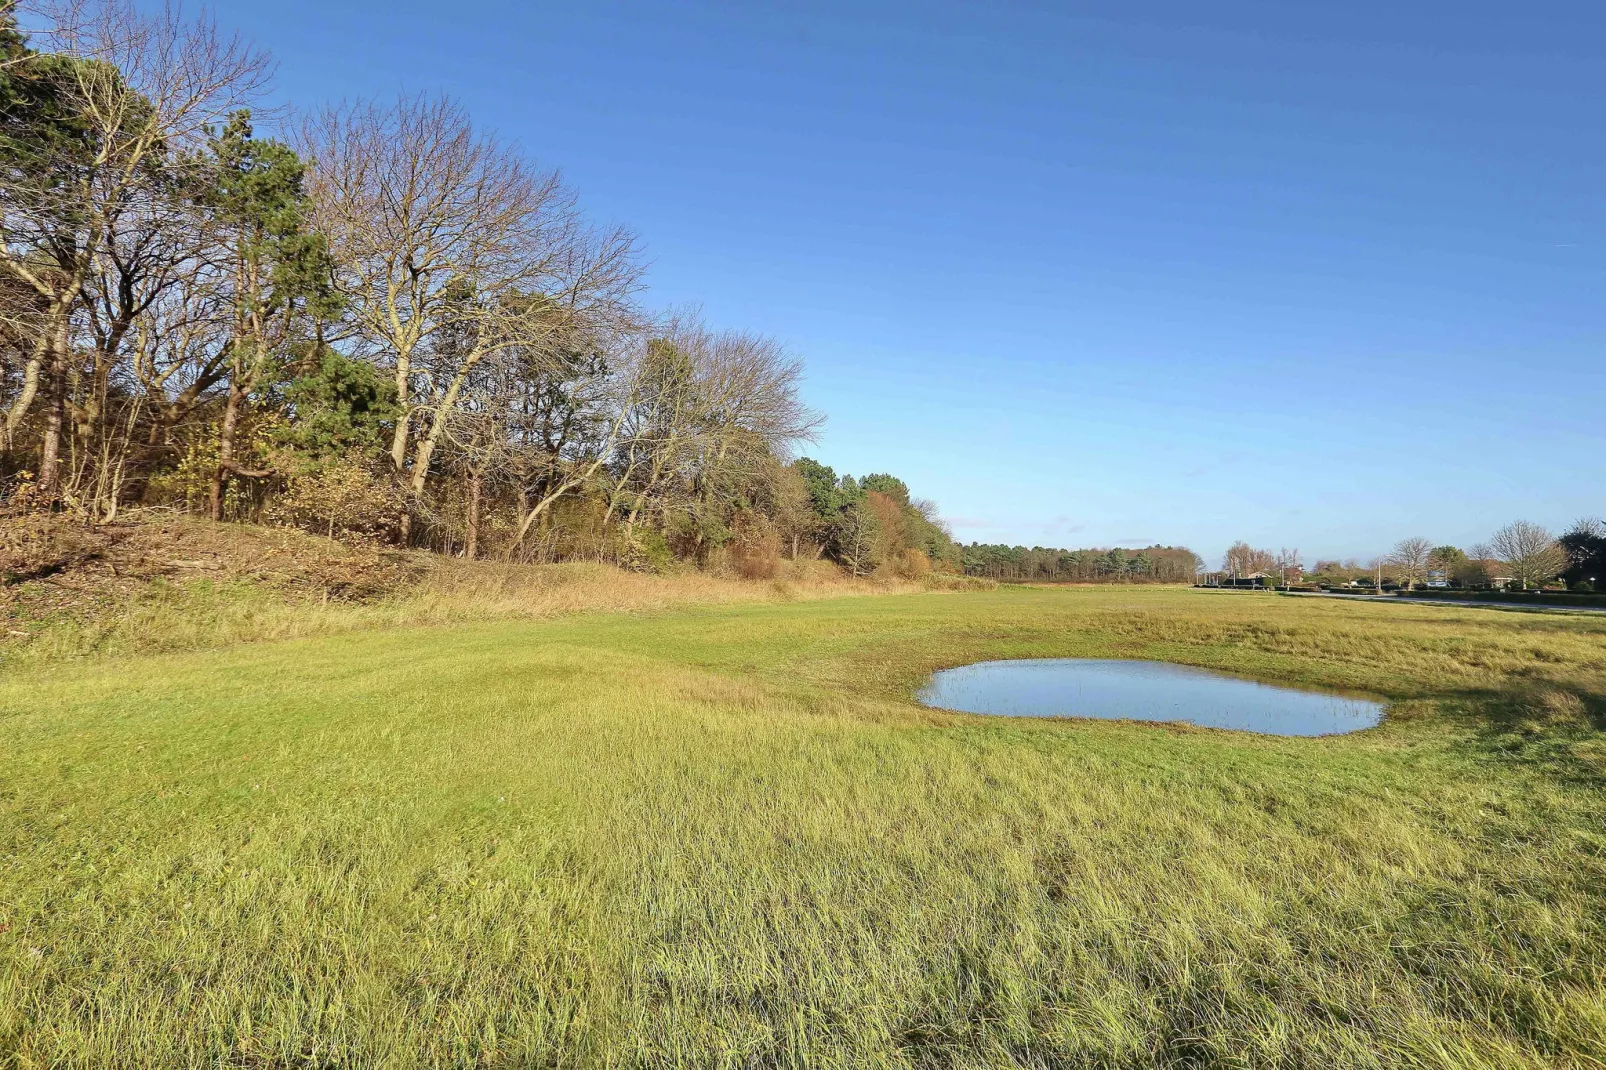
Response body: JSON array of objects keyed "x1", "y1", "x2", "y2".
[{"x1": 917, "y1": 658, "x2": 1383, "y2": 736}]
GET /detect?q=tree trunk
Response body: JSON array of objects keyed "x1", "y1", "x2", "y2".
[
  {"x1": 389, "y1": 340, "x2": 420, "y2": 544},
  {"x1": 37, "y1": 320, "x2": 68, "y2": 499},
  {"x1": 466, "y1": 468, "x2": 481, "y2": 560},
  {"x1": 2, "y1": 333, "x2": 48, "y2": 455},
  {"x1": 410, "y1": 425, "x2": 441, "y2": 503},
  {"x1": 210, "y1": 381, "x2": 244, "y2": 521},
  {"x1": 389, "y1": 353, "x2": 412, "y2": 470}
]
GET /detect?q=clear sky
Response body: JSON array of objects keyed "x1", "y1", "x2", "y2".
[{"x1": 194, "y1": 0, "x2": 1603, "y2": 564}]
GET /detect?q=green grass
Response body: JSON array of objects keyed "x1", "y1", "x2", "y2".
[{"x1": 2, "y1": 587, "x2": 1604, "y2": 1067}]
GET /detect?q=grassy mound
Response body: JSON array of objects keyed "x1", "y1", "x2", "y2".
[
  {"x1": 0, "y1": 514, "x2": 974, "y2": 666},
  {"x1": 1, "y1": 588, "x2": 1603, "y2": 1066}
]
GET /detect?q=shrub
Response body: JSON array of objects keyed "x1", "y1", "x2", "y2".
[
  {"x1": 731, "y1": 517, "x2": 783, "y2": 580},
  {"x1": 891, "y1": 548, "x2": 931, "y2": 581},
  {"x1": 267, "y1": 453, "x2": 402, "y2": 540},
  {"x1": 620, "y1": 528, "x2": 673, "y2": 574}
]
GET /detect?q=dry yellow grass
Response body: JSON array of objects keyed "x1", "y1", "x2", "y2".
[{"x1": 1, "y1": 514, "x2": 987, "y2": 666}]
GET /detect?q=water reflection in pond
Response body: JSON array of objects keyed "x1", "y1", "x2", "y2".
[{"x1": 918, "y1": 659, "x2": 1382, "y2": 737}]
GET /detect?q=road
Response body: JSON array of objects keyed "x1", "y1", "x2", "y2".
[{"x1": 1198, "y1": 588, "x2": 1606, "y2": 617}]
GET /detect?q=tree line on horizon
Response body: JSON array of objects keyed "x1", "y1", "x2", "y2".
[
  {"x1": 1217, "y1": 518, "x2": 1606, "y2": 592},
  {"x1": 961, "y1": 543, "x2": 1203, "y2": 583},
  {"x1": 0, "y1": 1, "x2": 963, "y2": 578}
]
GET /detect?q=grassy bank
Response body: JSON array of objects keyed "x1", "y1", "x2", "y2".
[
  {"x1": 2, "y1": 587, "x2": 1604, "y2": 1066},
  {"x1": 0, "y1": 514, "x2": 972, "y2": 668}
]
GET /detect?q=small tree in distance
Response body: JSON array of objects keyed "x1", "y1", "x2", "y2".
[
  {"x1": 1366, "y1": 556, "x2": 1389, "y2": 591},
  {"x1": 1456, "y1": 543, "x2": 1496, "y2": 587},
  {"x1": 1389, "y1": 537, "x2": 1433, "y2": 590},
  {"x1": 1489, "y1": 521, "x2": 1565, "y2": 591},
  {"x1": 1427, "y1": 545, "x2": 1466, "y2": 580},
  {"x1": 1275, "y1": 547, "x2": 1302, "y2": 588},
  {"x1": 1223, "y1": 541, "x2": 1276, "y2": 581}
]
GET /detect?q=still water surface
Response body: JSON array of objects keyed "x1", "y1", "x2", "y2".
[{"x1": 918, "y1": 659, "x2": 1382, "y2": 736}]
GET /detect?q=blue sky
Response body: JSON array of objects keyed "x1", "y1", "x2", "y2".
[{"x1": 196, "y1": 0, "x2": 1602, "y2": 563}]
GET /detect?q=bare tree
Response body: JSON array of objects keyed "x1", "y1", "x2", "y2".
[
  {"x1": 1489, "y1": 521, "x2": 1565, "y2": 591},
  {"x1": 1569, "y1": 517, "x2": 1606, "y2": 539},
  {"x1": 490, "y1": 330, "x2": 627, "y2": 557},
  {"x1": 1388, "y1": 536, "x2": 1432, "y2": 590},
  {"x1": 1274, "y1": 547, "x2": 1302, "y2": 588},
  {"x1": 1450, "y1": 542, "x2": 1495, "y2": 587},
  {"x1": 3, "y1": 0, "x2": 91, "y2": 72},
  {"x1": 679, "y1": 325, "x2": 821, "y2": 560},
  {"x1": 437, "y1": 330, "x2": 613, "y2": 559},
  {"x1": 123, "y1": 242, "x2": 231, "y2": 448},
  {"x1": 62, "y1": 135, "x2": 227, "y2": 516},
  {"x1": 297, "y1": 95, "x2": 642, "y2": 539},
  {"x1": 8, "y1": 1, "x2": 106, "y2": 69},
  {"x1": 508, "y1": 345, "x2": 642, "y2": 553},
  {"x1": 609, "y1": 331, "x2": 700, "y2": 543},
  {"x1": 1222, "y1": 541, "x2": 1275, "y2": 580},
  {"x1": 606, "y1": 317, "x2": 820, "y2": 560}
]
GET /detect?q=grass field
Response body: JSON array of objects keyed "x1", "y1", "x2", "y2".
[{"x1": 2, "y1": 586, "x2": 1604, "y2": 1067}]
